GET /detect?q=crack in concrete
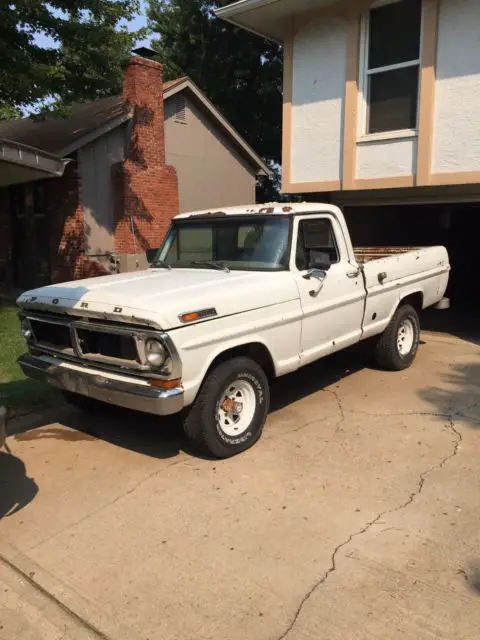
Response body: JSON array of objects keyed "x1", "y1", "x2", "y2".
[
  {"x1": 291, "y1": 388, "x2": 345, "y2": 435},
  {"x1": 277, "y1": 416, "x2": 462, "y2": 640}
]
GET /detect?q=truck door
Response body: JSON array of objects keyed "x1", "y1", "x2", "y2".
[{"x1": 292, "y1": 214, "x2": 366, "y2": 365}]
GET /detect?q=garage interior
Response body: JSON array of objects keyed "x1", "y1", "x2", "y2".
[
  {"x1": 339, "y1": 199, "x2": 480, "y2": 339},
  {"x1": 342, "y1": 203, "x2": 479, "y2": 306},
  {"x1": 298, "y1": 185, "x2": 479, "y2": 339}
]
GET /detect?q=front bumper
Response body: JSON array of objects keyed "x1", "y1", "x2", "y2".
[{"x1": 18, "y1": 354, "x2": 184, "y2": 416}]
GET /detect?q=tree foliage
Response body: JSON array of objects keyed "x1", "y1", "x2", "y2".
[
  {"x1": 0, "y1": 1, "x2": 145, "y2": 114},
  {"x1": 148, "y1": 0, "x2": 283, "y2": 199}
]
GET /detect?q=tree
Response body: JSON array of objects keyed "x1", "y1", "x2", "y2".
[
  {"x1": 0, "y1": 1, "x2": 145, "y2": 114},
  {"x1": 147, "y1": 0, "x2": 283, "y2": 200}
]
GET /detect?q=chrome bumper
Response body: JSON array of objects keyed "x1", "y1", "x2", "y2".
[{"x1": 18, "y1": 354, "x2": 184, "y2": 416}]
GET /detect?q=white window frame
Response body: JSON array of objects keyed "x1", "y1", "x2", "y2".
[{"x1": 357, "y1": 0, "x2": 424, "y2": 142}]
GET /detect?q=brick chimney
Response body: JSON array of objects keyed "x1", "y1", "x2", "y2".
[{"x1": 115, "y1": 56, "x2": 179, "y2": 260}]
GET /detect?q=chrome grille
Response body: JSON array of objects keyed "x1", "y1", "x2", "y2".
[{"x1": 21, "y1": 311, "x2": 182, "y2": 380}]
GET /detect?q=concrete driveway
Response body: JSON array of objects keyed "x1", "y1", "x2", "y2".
[{"x1": 1, "y1": 329, "x2": 480, "y2": 640}]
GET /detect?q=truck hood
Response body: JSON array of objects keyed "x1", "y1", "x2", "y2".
[{"x1": 17, "y1": 268, "x2": 299, "y2": 330}]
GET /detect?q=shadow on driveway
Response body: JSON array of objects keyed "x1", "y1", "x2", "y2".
[
  {"x1": 422, "y1": 307, "x2": 480, "y2": 347},
  {"x1": 419, "y1": 362, "x2": 480, "y2": 429},
  {"x1": 12, "y1": 344, "x2": 371, "y2": 461},
  {"x1": 0, "y1": 451, "x2": 38, "y2": 519}
]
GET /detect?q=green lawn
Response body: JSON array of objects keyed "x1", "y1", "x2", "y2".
[{"x1": 0, "y1": 301, "x2": 59, "y2": 416}]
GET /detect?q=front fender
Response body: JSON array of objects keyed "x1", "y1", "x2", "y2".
[{"x1": 172, "y1": 301, "x2": 302, "y2": 406}]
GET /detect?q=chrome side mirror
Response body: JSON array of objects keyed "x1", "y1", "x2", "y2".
[
  {"x1": 303, "y1": 268, "x2": 327, "y2": 281},
  {"x1": 303, "y1": 268, "x2": 327, "y2": 297}
]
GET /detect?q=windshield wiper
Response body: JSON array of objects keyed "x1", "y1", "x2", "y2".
[
  {"x1": 190, "y1": 260, "x2": 230, "y2": 273},
  {"x1": 150, "y1": 260, "x2": 172, "y2": 270}
]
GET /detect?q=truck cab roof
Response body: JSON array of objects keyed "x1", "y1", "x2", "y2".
[{"x1": 174, "y1": 203, "x2": 341, "y2": 219}]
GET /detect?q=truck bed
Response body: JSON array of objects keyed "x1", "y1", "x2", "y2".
[{"x1": 354, "y1": 247, "x2": 425, "y2": 264}]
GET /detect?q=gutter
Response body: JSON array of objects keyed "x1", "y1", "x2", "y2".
[{"x1": 0, "y1": 138, "x2": 70, "y2": 178}]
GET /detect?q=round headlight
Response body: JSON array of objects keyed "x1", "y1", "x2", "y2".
[
  {"x1": 145, "y1": 339, "x2": 167, "y2": 368},
  {"x1": 21, "y1": 318, "x2": 33, "y2": 340}
]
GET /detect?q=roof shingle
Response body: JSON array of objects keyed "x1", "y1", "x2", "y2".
[{"x1": 0, "y1": 96, "x2": 127, "y2": 155}]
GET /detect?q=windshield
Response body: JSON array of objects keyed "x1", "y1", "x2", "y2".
[{"x1": 151, "y1": 216, "x2": 291, "y2": 271}]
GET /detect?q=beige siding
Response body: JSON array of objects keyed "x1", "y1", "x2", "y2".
[
  {"x1": 164, "y1": 93, "x2": 257, "y2": 213},
  {"x1": 291, "y1": 14, "x2": 347, "y2": 184},
  {"x1": 432, "y1": 0, "x2": 480, "y2": 174},
  {"x1": 79, "y1": 125, "x2": 126, "y2": 255}
]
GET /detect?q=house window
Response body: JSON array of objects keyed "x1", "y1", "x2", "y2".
[
  {"x1": 175, "y1": 93, "x2": 187, "y2": 124},
  {"x1": 360, "y1": 0, "x2": 422, "y2": 136}
]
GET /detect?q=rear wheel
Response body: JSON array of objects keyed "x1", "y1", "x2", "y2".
[
  {"x1": 374, "y1": 304, "x2": 420, "y2": 371},
  {"x1": 182, "y1": 357, "x2": 270, "y2": 458}
]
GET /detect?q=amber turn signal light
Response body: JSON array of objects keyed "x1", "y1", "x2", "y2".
[
  {"x1": 149, "y1": 378, "x2": 181, "y2": 390},
  {"x1": 180, "y1": 312, "x2": 199, "y2": 323}
]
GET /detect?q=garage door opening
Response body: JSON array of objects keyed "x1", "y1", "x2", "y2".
[{"x1": 343, "y1": 202, "x2": 480, "y2": 341}]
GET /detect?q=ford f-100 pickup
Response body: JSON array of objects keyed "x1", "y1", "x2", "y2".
[{"x1": 17, "y1": 203, "x2": 450, "y2": 457}]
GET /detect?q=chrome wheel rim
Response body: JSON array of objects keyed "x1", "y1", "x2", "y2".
[
  {"x1": 217, "y1": 379, "x2": 256, "y2": 437},
  {"x1": 397, "y1": 318, "x2": 415, "y2": 356}
]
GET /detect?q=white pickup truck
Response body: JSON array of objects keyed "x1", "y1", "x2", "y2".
[{"x1": 17, "y1": 204, "x2": 450, "y2": 457}]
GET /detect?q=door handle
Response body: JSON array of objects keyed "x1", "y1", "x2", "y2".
[{"x1": 346, "y1": 268, "x2": 360, "y2": 278}]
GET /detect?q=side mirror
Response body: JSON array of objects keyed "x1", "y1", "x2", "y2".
[{"x1": 302, "y1": 268, "x2": 327, "y2": 297}]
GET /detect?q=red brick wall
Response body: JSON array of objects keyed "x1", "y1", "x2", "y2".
[
  {"x1": 45, "y1": 158, "x2": 107, "y2": 283},
  {"x1": 1, "y1": 56, "x2": 179, "y2": 289},
  {"x1": 115, "y1": 56, "x2": 179, "y2": 254}
]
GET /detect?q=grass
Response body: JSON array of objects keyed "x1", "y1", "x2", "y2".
[{"x1": 0, "y1": 301, "x2": 59, "y2": 417}]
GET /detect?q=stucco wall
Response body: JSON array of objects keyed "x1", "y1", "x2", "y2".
[
  {"x1": 164, "y1": 93, "x2": 256, "y2": 213},
  {"x1": 291, "y1": 15, "x2": 347, "y2": 184},
  {"x1": 356, "y1": 138, "x2": 417, "y2": 179},
  {"x1": 432, "y1": 0, "x2": 480, "y2": 174}
]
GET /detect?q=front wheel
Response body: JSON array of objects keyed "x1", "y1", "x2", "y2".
[
  {"x1": 374, "y1": 304, "x2": 420, "y2": 371},
  {"x1": 182, "y1": 357, "x2": 270, "y2": 458}
]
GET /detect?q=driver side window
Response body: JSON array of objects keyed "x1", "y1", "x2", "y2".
[{"x1": 295, "y1": 218, "x2": 339, "y2": 271}]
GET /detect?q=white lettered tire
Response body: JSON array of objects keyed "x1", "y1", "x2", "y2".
[
  {"x1": 182, "y1": 357, "x2": 270, "y2": 458},
  {"x1": 374, "y1": 304, "x2": 421, "y2": 371}
]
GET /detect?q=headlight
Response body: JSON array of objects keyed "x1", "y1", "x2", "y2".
[
  {"x1": 145, "y1": 339, "x2": 167, "y2": 368},
  {"x1": 21, "y1": 318, "x2": 33, "y2": 340}
]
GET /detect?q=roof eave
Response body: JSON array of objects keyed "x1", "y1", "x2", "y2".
[
  {"x1": 215, "y1": 0, "x2": 338, "y2": 42},
  {"x1": 215, "y1": 0, "x2": 284, "y2": 42},
  {"x1": 57, "y1": 109, "x2": 132, "y2": 157},
  {"x1": 0, "y1": 138, "x2": 70, "y2": 185}
]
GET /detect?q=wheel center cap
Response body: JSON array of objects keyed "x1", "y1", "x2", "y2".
[{"x1": 221, "y1": 398, "x2": 243, "y2": 414}]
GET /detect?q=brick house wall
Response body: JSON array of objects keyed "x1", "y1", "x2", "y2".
[
  {"x1": 44, "y1": 157, "x2": 108, "y2": 283},
  {"x1": 115, "y1": 57, "x2": 179, "y2": 255},
  {"x1": 0, "y1": 55, "x2": 179, "y2": 290}
]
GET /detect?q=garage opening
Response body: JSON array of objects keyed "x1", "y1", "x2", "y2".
[{"x1": 343, "y1": 202, "x2": 480, "y2": 339}]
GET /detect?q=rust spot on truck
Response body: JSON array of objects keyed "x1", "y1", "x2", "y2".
[
  {"x1": 192, "y1": 211, "x2": 227, "y2": 218},
  {"x1": 258, "y1": 207, "x2": 275, "y2": 214},
  {"x1": 282, "y1": 206, "x2": 293, "y2": 212}
]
